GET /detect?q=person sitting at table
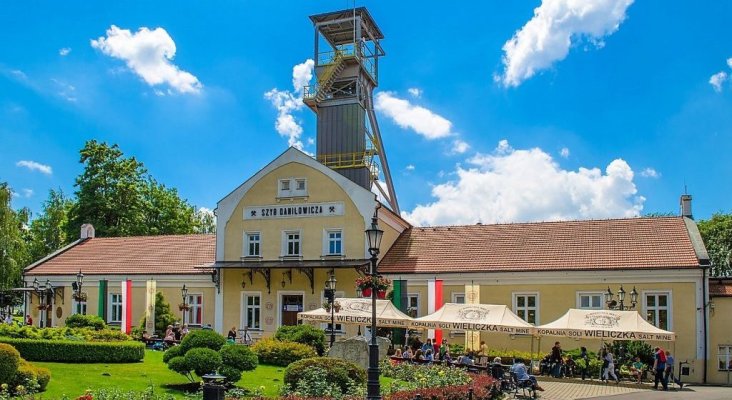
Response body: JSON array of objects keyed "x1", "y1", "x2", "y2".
[
  {"x1": 413, "y1": 349, "x2": 425, "y2": 362},
  {"x1": 424, "y1": 349, "x2": 434, "y2": 362},
  {"x1": 458, "y1": 352, "x2": 474, "y2": 366},
  {"x1": 630, "y1": 357, "x2": 645, "y2": 384},
  {"x1": 402, "y1": 346, "x2": 413, "y2": 360},
  {"x1": 564, "y1": 356, "x2": 576, "y2": 377},
  {"x1": 180, "y1": 324, "x2": 189, "y2": 339},
  {"x1": 510, "y1": 358, "x2": 545, "y2": 392},
  {"x1": 421, "y1": 339, "x2": 433, "y2": 353},
  {"x1": 490, "y1": 357, "x2": 505, "y2": 380},
  {"x1": 163, "y1": 325, "x2": 176, "y2": 346},
  {"x1": 142, "y1": 330, "x2": 152, "y2": 342},
  {"x1": 443, "y1": 348, "x2": 453, "y2": 363}
]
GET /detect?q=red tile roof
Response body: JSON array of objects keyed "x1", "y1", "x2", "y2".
[
  {"x1": 711, "y1": 279, "x2": 732, "y2": 297},
  {"x1": 379, "y1": 217, "x2": 704, "y2": 274},
  {"x1": 25, "y1": 234, "x2": 215, "y2": 276}
]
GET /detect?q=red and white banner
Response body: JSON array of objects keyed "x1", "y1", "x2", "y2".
[
  {"x1": 121, "y1": 280, "x2": 132, "y2": 334},
  {"x1": 427, "y1": 279, "x2": 444, "y2": 343}
]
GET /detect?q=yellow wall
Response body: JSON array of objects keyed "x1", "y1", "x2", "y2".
[{"x1": 709, "y1": 296, "x2": 732, "y2": 385}]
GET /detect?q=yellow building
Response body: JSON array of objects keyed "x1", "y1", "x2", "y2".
[{"x1": 709, "y1": 278, "x2": 732, "y2": 385}]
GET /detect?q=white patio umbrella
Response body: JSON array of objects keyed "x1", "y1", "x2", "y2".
[
  {"x1": 297, "y1": 297, "x2": 413, "y2": 328},
  {"x1": 409, "y1": 303, "x2": 535, "y2": 334},
  {"x1": 536, "y1": 308, "x2": 675, "y2": 341}
]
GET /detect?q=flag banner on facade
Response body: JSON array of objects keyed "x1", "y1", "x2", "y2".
[
  {"x1": 145, "y1": 280, "x2": 156, "y2": 334},
  {"x1": 536, "y1": 309, "x2": 675, "y2": 341},
  {"x1": 121, "y1": 280, "x2": 132, "y2": 334},
  {"x1": 434, "y1": 279, "x2": 443, "y2": 345},
  {"x1": 426, "y1": 279, "x2": 444, "y2": 342},
  {"x1": 97, "y1": 280, "x2": 107, "y2": 321},
  {"x1": 298, "y1": 298, "x2": 413, "y2": 328},
  {"x1": 411, "y1": 303, "x2": 534, "y2": 334},
  {"x1": 465, "y1": 283, "x2": 480, "y2": 350},
  {"x1": 391, "y1": 279, "x2": 406, "y2": 345}
]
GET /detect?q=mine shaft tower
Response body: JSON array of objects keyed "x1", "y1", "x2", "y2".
[{"x1": 303, "y1": 7, "x2": 399, "y2": 213}]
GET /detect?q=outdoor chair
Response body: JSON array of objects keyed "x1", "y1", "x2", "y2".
[{"x1": 510, "y1": 372, "x2": 536, "y2": 399}]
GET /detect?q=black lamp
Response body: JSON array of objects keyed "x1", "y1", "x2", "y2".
[{"x1": 364, "y1": 212, "x2": 383, "y2": 400}]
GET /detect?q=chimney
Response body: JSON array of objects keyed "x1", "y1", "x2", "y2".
[
  {"x1": 80, "y1": 223, "x2": 95, "y2": 239},
  {"x1": 680, "y1": 194, "x2": 693, "y2": 219}
]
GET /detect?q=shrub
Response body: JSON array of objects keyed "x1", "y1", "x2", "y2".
[
  {"x1": 220, "y1": 344, "x2": 258, "y2": 372},
  {"x1": 65, "y1": 314, "x2": 107, "y2": 330},
  {"x1": 0, "y1": 324, "x2": 129, "y2": 342},
  {"x1": 281, "y1": 367, "x2": 364, "y2": 399},
  {"x1": 380, "y1": 361, "x2": 471, "y2": 391},
  {"x1": 184, "y1": 348, "x2": 222, "y2": 377},
  {"x1": 252, "y1": 338, "x2": 317, "y2": 367},
  {"x1": 0, "y1": 343, "x2": 21, "y2": 384},
  {"x1": 0, "y1": 338, "x2": 144, "y2": 363},
  {"x1": 285, "y1": 357, "x2": 365, "y2": 394},
  {"x1": 154, "y1": 292, "x2": 179, "y2": 335},
  {"x1": 219, "y1": 364, "x2": 243, "y2": 384},
  {"x1": 167, "y1": 356, "x2": 191, "y2": 376},
  {"x1": 275, "y1": 325, "x2": 326, "y2": 356},
  {"x1": 163, "y1": 345, "x2": 184, "y2": 363},
  {"x1": 11, "y1": 359, "x2": 51, "y2": 392},
  {"x1": 384, "y1": 375, "x2": 498, "y2": 400},
  {"x1": 179, "y1": 329, "x2": 227, "y2": 353}
]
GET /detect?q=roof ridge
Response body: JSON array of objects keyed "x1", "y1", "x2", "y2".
[{"x1": 410, "y1": 216, "x2": 683, "y2": 230}]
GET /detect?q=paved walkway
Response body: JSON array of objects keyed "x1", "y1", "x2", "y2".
[
  {"x1": 586, "y1": 385, "x2": 732, "y2": 400},
  {"x1": 529, "y1": 379, "x2": 646, "y2": 400}
]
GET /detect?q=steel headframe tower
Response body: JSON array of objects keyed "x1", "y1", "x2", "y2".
[{"x1": 304, "y1": 7, "x2": 399, "y2": 213}]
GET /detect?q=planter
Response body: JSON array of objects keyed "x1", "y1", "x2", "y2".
[
  {"x1": 377, "y1": 290, "x2": 387, "y2": 299},
  {"x1": 362, "y1": 288, "x2": 372, "y2": 298}
]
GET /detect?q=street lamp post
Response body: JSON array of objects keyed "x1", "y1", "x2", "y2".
[
  {"x1": 74, "y1": 270, "x2": 84, "y2": 314},
  {"x1": 324, "y1": 273, "x2": 337, "y2": 347},
  {"x1": 181, "y1": 284, "x2": 189, "y2": 326},
  {"x1": 605, "y1": 285, "x2": 639, "y2": 310},
  {"x1": 365, "y1": 212, "x2": 384, "y2": 400}
]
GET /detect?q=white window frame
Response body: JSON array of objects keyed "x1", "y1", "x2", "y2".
[
  {"x1": 513, "y1": 292, "x2": 540, "y2": 325},
  {"x1": 241, "y1": 291, "x2": 262, "y2": 331},
  {"x1": 451, "y1": 292, "x2": 466, "y2": 335},
  {"x1": 295, "y1": 178, "x2": 306, "y2": 192},
  {"x1": 244, "y1": 231, "x2": 261, "y2": 257},
  {"x1": 718, "y1": 345, "x2": 732, "y2": 371},
  {"x1": 71, "y1": 298, "x2": 87, "y2": 315},
  {"x1": 321, "y1": 290, "x2": 345, "y2": 334},
  {"x1": 282, "y1": 230, "x2": 302, "y2": 257},
  {"x1": 323, "y1": 229, "x2": 343, "y2": 256},
  {"x1": 642, "y1": 290, "x2": 672, "y2": 330},
  {"x1": 186, "y1": 293, "x2": 203, "y2": 326},
  {"x1": 109, "y1": 293, "x2": 123, "y2": 323},
  {"x1": 278, "y1": 178, "x2": 308, "y2": 198},
  {"x1": 576, "y1": 291, "x2": 604, "y2": 310},
  {"x1": 407, "y1": 293, "x2": 421, "y2": 317}
]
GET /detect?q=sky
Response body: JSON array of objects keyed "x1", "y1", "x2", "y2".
[{"x1": 2, "y1": 0, "x2": 731, "y2": 227}]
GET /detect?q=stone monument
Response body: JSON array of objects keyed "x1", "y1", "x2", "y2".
[{"x1": 328, "y1": 335, "x2": 391, "y2": 369}]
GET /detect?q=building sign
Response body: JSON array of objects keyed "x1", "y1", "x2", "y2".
[{"x1": 244, "y1": 202, "x2": 344, "y2": 220}]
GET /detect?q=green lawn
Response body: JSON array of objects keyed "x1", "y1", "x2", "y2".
[{"x1": 32, "y1": 350, "x2": 390, "y2": 398}]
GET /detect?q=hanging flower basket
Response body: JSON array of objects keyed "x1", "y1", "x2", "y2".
[
  {"x1": 355, "y1": 276, "x2": 391, "y2": 291},
  {"x1": 72, "y1": 292, "x2": 87, "y2": 302},
  {"x1": 178, "y1": 303, "x2": 190, "y2": 311},
  {"x1": 37, "y1": 304, "x2": 51, "y2": 311},
  {"x1": 377, "y1": 290, "x2": 387, "y2": 299},
  {"x1": 362, "y1": 287, "x2": 372, "y2": 298}
]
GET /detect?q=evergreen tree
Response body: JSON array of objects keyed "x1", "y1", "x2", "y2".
[{"x1": 155, "y1": 291, "x2": 179, "y2": 334}]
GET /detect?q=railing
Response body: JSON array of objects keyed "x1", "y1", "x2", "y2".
[
  {"x1": 317, "y1": 42, "x2": 376, "y2": 80},
  {"x1": 317, "y1": 149, "x2": 376, "y2": 170}
]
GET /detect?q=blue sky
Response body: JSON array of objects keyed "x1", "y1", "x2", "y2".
[{"x1": 2, "y1": 1, "x2": 731, "y2": 226}]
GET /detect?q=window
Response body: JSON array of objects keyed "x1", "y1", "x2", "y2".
[
  {"x1": 322, "y1": 290, "x2": 344, "y2": 333},
  {"x1": 278, "y1": 178, "x2": 308, "y2": 197},
  {"x1": 644, "y1": 292, "x2": 671, "y2": 330},
  {"x1": 452, "y1": 293, "x2": 465, "y2": 304},
  {"x1": 244, "y1": 232, "x2": 261, "y2": 257},
  {"x1": 577, "y1": 292, "x2": 603, "y2": 310},
  {"x1": 718, "y1": 346, "x2": 732, "y2": 371},
  {"x1": 243, "y1": 293, "x2": 261, "y2": 330},
  {"x1": 325, "y1": 230, "x2": 343, "y2": 255},
  {"x1": 513, "y1": 293, "x2": 538, "y2": 325},
  {"x1": 109, "y1": 293, "x2": 122, "y2": 323},
  {"x1": 284, "y1": 231, "x2": 301, "y2": 256},
  {"x1": 71, "y1": 299, "x2": 87, "y2": 315},
  {"x1": 407, "y1": 293, "x2": 420, "y2": 317},
  {"x1": 186, "y1": 294, "x2": 203, "y2": 326}
]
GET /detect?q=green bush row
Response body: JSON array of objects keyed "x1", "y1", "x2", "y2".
[
  {"x1": 251, "y1": 338, "x2": 317, "y2": 367},
  {"x1": 0, "y1": 324, "x2": 130, "y2": 342},
  {"x1": 0, "y1": 338, "x2": 144, "y2": 363}
]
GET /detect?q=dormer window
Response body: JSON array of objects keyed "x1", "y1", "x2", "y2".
[{"x1": 278, "y1": 178, "x2": 308, "y2": 198}]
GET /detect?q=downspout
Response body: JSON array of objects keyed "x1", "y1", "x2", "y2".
[{"x1": 702, "y1": 264, "x2": 708, "y2": 384}]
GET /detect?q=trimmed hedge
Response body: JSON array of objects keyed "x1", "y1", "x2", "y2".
[
  {"x1": 0, "y1": 338, "x2": 144, "y2": 363},
  {"x1": 65, "y1": 314, "x2": 107, "y2": 330},
  {"x1": 284, "y1": 357, "x2": 365, "y2": 393},
  {"x1": 251, "y1": 338, "x2": 317, "y2": 367},
  {"x1": 179, "y1": 329, "x2": 226, "y2": 353},
  {"x1": 0, "y1": 343, "x2": 21, "y2": 384}
]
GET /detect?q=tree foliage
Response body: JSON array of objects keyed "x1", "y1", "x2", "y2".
[
  {"x1": 154, "y1": 292, "x2": 179, "y2": 335},
  {"x1": 698, "y1": 213, "x2": 732, "y2": 276},
  {"x1": 28, "y1": 189, "x2": 72, "y2": 262},
  {"x1": 0, "y1": 183, "x2": 30, "y2": 290}
]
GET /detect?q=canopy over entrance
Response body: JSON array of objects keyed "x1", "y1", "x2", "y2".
[
  {"x1": 412, "y1": 303, "x2": 534, "y2": 335},
  {"x1": 298, "y1": 298, "x2": 412, "y2": 328},
  {"x1": 536, "y1": 309, "x2": 675, "y2": 341}
]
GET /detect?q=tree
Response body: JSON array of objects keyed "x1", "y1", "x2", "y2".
[
  {"x1": 155, "y1": 291, "x2": 179, "y2": 335},
  {"x1": 0, "y1": 183, "x2": 31, "y2": 290},
  {"x1": 194, "y1": 208, "x2": 216, "y2": 234},
  {"x1": 698, "y1": 213, "x2": 732, "y2": 277},
  {"x1": 29, "y1": 189, "x2": 72, "y2": 262}
]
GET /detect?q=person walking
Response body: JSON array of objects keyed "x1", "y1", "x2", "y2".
[
  {"x1": 580, "y1": 346, "x2": 590, "y2": 380},
  {"x1": 653, "y1": 347, "x2": 669, "y2": 390},
  {"x1": 664, "y1": 350, "x2": 683, "y2": 389},
  {"x1": 603, "y1": 350, "x2": 620, "y2": 383}
]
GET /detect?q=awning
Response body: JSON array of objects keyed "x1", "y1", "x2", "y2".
[
  {"x1": 535, "y1": 309, "x2": 675, "y2": 341},
  {"x1": 298, "y1": 298, "x2": 413, "y2": 328},
  {"x1": 411, "y1": 303, "x2": 535, "y2": 335}
]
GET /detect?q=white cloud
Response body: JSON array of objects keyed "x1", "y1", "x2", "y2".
[
  {"x1": 59, "y1": 47, "x2": 71, "y2": 56},
  {"x1": 498, "y1": 0, "x2": 634, "y2": 87},
  {"x1": 727, "y1": 58, "x2": 732, "y2": 69},
  {"x1": 10, "y1": 70, "x2": 27, "y2": 80},
  {"x1": 405, "y1": 164, "x2": 416, "y2": 171},
  {"x1": 407, "y1": 87, "x2": 423, "y2": 98},
  {"x1": 451, "y1": 140, "x2": 470, "y2": 154},
  {"x1": 16, "y1": 160, "x2": 52, "y2": 175},
  {"x1": 20, "y1": 188, "x2": 33, "y2": 198},
  {"x1": 560, "y1": 147, "x2": 570, "y2": 158},
  {"x1": 640, "y1": 167, "x2": 660, "y2": 178},
  {"x1": 402, "y1": 140, "x2": 643, "y2": 226},
  {"x1": 375, "y1": 91, "x2": 453, "y2": 139},
  {"x1": 91, "y1": 25, "x2": 202, "y2": 94},
  {"x1": 51, "y1": 78, "x2": 77, "y2": 102},
  {"x1": 264, "y1": 59, "x2": 314, "y2": 150},
  {"x1": 709, "y1": 71, "x2": 728, "y2": 92}
]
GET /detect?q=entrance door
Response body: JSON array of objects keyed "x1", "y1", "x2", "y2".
[{"x1": 281, "y1": 294, "x2": 303, "y2": 326}]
